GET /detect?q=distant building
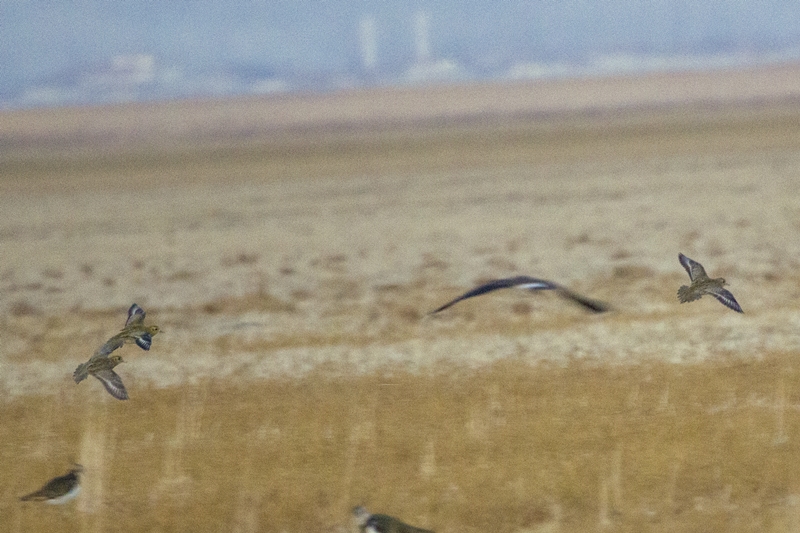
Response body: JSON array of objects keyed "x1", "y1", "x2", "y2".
[
  {"x1": 359, "y1": 15, "x2": 378, "y2": 74},
  {"x1": 404, "y1": 10, "x2": 466, "y2": 84}
]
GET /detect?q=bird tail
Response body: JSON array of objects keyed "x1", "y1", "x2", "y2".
[
  {"x1": 20, "y1": 491, "x2": 45, "y2": 502},
  {"x1": 73, "y1": 362, "x2": 90, "y2": 383},
  {"x1": 677, "y1": 285, "x2": 700, "y2": 303}
]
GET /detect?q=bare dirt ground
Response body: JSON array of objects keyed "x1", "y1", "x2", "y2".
[{"x1": 3, "y1": 65, "x2": 800, "y2": 532}]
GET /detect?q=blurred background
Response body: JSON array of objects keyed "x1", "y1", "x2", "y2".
[{"x1": 3, "y1": 0, "x2": 800, "y2": 109}]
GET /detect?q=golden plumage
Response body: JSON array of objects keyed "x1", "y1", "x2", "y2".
[
  {"x1": 73, "y1": 303, "x2": 159, "y2": 399},
  {"x1": 677, "y1": 253, "x2": 742, "y2": 313}
]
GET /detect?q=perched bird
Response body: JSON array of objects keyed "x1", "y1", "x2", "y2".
[
  {"x1": 20, "y1": 465, "x2": 83, "y2": 504},
  {"x1": 429, "y1": 276, "x2": 608, "y2": 315},
  {"x1": 73, "y1": 303, "x2": 159, "y2": 399},
  {"x1": 353, "y1": 506, "x2": 434, "y2": 533},
  {"x1": 677, "y1": 253, "x2": 742, "y2": 313}
]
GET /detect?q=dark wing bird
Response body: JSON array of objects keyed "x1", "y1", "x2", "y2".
[
  {"x1": 20, "y1": 469, "x2": 80, "y2": 502},
  {"x1": 706, "y1": 286, "x2": 743, "y2": 313},
  {"x1": 125, "y1": 303, "x2": 146, "y2": 327},
  {"x1": 429, "y1": 276, "x2": 558, "y2": 314},
  {"x1": 92, "y1": 369, "x2": 129, "y2": 400},
  {"x1": 429, "y1": 275, "x2": 607, "y2": 314},
  {"x1": 554, "y1": 287, "x2": 609, "y2": 313},
  {"x1": 678, "y1": 253, "x2": 707, "y2": 281}
]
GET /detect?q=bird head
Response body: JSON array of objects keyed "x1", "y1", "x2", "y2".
[
  {"x1": 352, "y1": 506, "x2": 370, "y2": 527},
  {"x1": 108, "y1": 355, "x2": 124, "y2": 365},
  {"x1": 715, "y1": 277, "x2": 727, "y2": 286},
  {"x1": 147, "y1": 325, "x2": 160, "y2": 336}
]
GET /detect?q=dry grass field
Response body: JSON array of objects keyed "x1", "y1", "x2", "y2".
[{"x1": 3, "y1": 68, "x2": 800, "y2": 532}]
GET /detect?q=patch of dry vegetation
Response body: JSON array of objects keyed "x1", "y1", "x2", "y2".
[{"x1": 3, "y1": 357, "x2": 800, "y2": 532}]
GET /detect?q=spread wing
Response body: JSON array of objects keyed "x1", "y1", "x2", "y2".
[
  {"x1": 91, "y1": 335, "x2": 126, "y2": 360},
  {"x1": 706, "y1": 286, "x2": 743, "y2": 313},
  {"x1": 678, "y1": 253, "x2": 707, "y2": 281},
  {"x1": 92, "y1": 369, "x2": 129, "y2": 400},
  {"x1": 125, "y1": 304, "x2": 146, "y2": 327},
  {"x1": 429, "y1": 276, "x2": 557, "y2": 314}
]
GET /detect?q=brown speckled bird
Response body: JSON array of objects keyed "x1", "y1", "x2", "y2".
[
  {"x1": 77, "y1": 354, "x2": 128, "y2": 400},
  {"x1": 677, "y1": 253, "x2": 742, "y2": 313}
]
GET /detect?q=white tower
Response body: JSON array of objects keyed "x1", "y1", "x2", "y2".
[
  {"x1": 359, "y1": 15, "x2": 378, "y2": 72},
  {"x1": 414, "y1": 10, "x2": 431, "y2": 65}
]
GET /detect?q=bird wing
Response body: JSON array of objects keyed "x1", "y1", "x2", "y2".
[
  {"x1": 135, "y1": 332, "x2": 152, "y2": 351},
  {"x1": 41, "y1": 472, "x2": 77, "y2": 497},
  {"x1": 125, "y1": 303, "x2": 146, "y2": 327},
  {"x1": 77, "y1": 335, "x2": 126, "y2": 381},
  {"x1": 678, "y1": 253, "x2": 707, "y2": 281},
  {"x1": 706, "y1": 287, "x2": 743, "y2": 313},
  {"x1": 555, "y1": 288, "x2": 609, "y2": 313},
  {"x1": 429, "y1": 276, "x2": 557, "y2": 314},
  {"x1": 92, "y1": 369, "x2": 129, "y2": 400},
  {"x1": 91, "y1": 335, "x2": 126, "y2": 360}
]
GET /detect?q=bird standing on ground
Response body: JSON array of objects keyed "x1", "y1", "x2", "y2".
[
  {"x1": 353, "y1": 506, "x2": 435, "y2": 533},
  {"x1": 428, "y1": 276, "x2": 608, "y2": 315},
  {"x1": 73, "y1": 303, "x2": 159, "y2": 399},
  {"x1": 677, "y1": 253, "x2": 742, "y2": 313},
  {"x1": 20, "y1": 465, "x2": 83, "y2": 504}
]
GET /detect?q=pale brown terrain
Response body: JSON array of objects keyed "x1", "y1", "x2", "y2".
[{"x1": 3, "y1": 66, "x2": 800, "y2": 532}]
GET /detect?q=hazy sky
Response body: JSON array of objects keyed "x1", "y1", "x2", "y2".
[{"x1": 2, "y1": 1, "x2": 799, "y2": 100}]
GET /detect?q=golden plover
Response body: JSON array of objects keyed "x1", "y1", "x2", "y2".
[
  {"x1": 677, "y1": 253, "x2": 742, "y2": 313},
  {"x1": 74, "y1": 354, "x2": 128, "y2": 400},
  {"x1": 73, "y1": 303, "x2": 159, "y2": 399}
]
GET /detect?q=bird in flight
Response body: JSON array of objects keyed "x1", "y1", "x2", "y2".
[
  {"x1": 677, "y1": 253, "x2": 742, "y2": 313},
  {"x1": 75, "y1": 354, "x2": 129, "y2": 400},
  {"x1": 353, "y1": 506, "x2": 435, "y2": 533},
  {"x1": 73, "y1": 303, "x2": 159, "y2": 399},
  {"x1": 20, "y1": 465, "x2": 83, "y2": 504},
  {"x1": 429, "y1": 276, "x2": 608, "y2": 315}
]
